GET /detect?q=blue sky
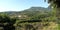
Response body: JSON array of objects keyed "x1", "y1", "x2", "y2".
[{"x1": 0, "y1": 0, "x2": 49, "y2": 12}]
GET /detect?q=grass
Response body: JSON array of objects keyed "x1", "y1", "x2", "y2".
[
  {"x1": 44, "y1": 22, "x2": 58, "y2": 30},
  {"x1": 58, "y1": 24, "x2": 60, "y2": 30}
]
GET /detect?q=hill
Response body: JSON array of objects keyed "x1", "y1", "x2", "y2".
[
  {"x1": 0, "y1": 7, "x2": 51, "y2": 15},
  {"x1": 0, "y1": 7, "x2": 58, "y2": 30}
]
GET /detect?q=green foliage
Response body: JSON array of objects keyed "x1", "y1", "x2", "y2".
[
  {"x1": 45, "y1": 0, "x2": 60, "y2": 8},
  {"x1": 0, "y1": 14, "x2": 16, "y2": 30},
  {"x1": 0, "y1": 7, "x2": 56, "y2": 30}
]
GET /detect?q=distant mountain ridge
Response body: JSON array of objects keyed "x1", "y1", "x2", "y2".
[
  {"x1": 23, "y1": 7, "x2": 51, "y2": 11},
  {"x1": 0, "y1": 7, "x2": 51, "y2": 16}
]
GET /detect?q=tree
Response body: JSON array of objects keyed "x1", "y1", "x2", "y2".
[
  {"x1": 45, "y1": 0, "x2": 60, "y2": 20},
  {"x1": 0, "y1": 14, "x2": 16, "y2": 30},
  {"x1": 45, "y1": 0, "x2": 60, "y2": 8}
]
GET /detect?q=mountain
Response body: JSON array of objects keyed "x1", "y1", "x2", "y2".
[
  {"x1": 22, "y1": 7, "x2": 51, "y2": 11},
  {"x1": 20, "y1": 7, "x2": 51, "y2": 16},
  {"x1": 0, "y1": 7, "x2": 51, "y2": 16}
]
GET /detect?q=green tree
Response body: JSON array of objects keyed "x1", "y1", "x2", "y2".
[
  {"x1": 45, "y1": 0, "x2": 60, "y2": 21},
  {"x1": 0, "y1": 14, "x2": 16, "y2": 30},
  {"x1": 45, "y1": 0, "x2": 60, "y2": 30},
  {"x1": 45, "y1": 0, "x2": 60, "y2": 15}
]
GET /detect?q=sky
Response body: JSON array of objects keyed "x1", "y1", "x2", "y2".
[{"x1": 0, "y1": 0, "x2": 49, "y2": 12}]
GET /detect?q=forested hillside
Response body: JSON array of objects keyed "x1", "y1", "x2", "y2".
[{"x1": 0, "y1": 7, "x2": 58, "y2": 30}]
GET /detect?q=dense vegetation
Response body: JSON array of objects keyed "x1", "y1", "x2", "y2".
[
  {"x1": 0, "y1": 6, "x2": 58, "y2": 30},
  {"x1": 0, "y1": 14, "x2": 16, "y2": 30},
  {"x1": 45, "y1": 0, "x2": 60, "y2": 30}
]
